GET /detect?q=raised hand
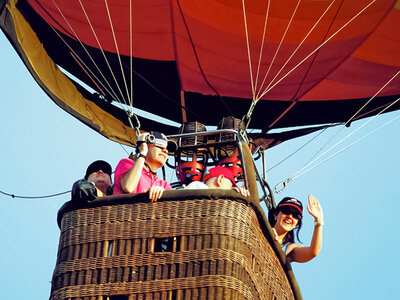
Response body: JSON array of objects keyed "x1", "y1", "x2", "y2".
[
  {"x1": 136, "y1": 133, "x2": 149, "y2": 156},
  {"x1": 307, "y1": 194, "x2": 323, "y2": 222}
]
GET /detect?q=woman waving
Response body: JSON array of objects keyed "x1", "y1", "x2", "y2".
[{"x1": 270, "y1": 195, "x2": 324, "y2": 263}]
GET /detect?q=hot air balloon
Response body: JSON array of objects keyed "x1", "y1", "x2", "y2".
[{"x1": 1, "y1": 0, "x2": 399, "y2": 299}]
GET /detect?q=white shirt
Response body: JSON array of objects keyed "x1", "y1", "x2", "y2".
[{"x1": 184, "y1": 181, "x2": 209, "y2": 189}]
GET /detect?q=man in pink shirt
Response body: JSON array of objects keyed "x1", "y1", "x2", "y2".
[{"x1": 114, "y1": 131, "x2": 172, "y2": 202}]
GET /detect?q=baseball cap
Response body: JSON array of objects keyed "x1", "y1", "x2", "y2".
[
  {"x1": 203, "y1": 166, "x2": 238, "y2": 187},
  {"x1": 277, "y1": 197, "x2": 303, "y2": 216},
  {"x1": 84, "y1": 160, "x2": 112, "y2": 179}
]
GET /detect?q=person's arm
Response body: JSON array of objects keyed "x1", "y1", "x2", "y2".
[
  {"x1": 121, "y1": 134, "x2": 148, "y2": 193},
  {"x1": 287, "y1": 194, "x2": 324, "y2": 263}
]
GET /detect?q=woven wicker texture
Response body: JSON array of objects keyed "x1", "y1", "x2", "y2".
[{"x1": 50, "y1": 198, "x2": 295, "y2": 300}]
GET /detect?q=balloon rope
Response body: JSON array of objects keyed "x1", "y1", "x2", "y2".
[
  {"x1": 52, "y1": 0, "x2": 136, "y2": 124},
  {"x1": 50, "y1": 0, "x2": 120, "y2": 102},
  {"x1": 273, "y1": 67, "x2": 399, "y2": 191},
  {"x1": 130, "y1": 0, "x2": 134, "y2": 110},
  {"x1": 345, "y1": 69, "x2": 400, "y2": 126},
  {"x1": 257, "y1": 0, "x2": 377, "y2": 100},
  {"x1": 0, "y1": 190, "x2": 70, "y2": 199},
  {"x1": 53, "y1": 0, "x2": 229, "y2": 123},
  {"x1": 243, "y1": 0, "x2": 336, "y2": 125},
  {"x1": 267, "y1": 126, "x2": 329, "y2": 173},
  {"x1": 240, "y1": 0, "x2": 255, "y2": 98},
  {"x1": 291, "y1": 108, "x2": 400, "y2": 181},
  {"x1": 257, "y1": 0, "x2": 337, "y2": 102},
  {"x1": 287, "y1": 96, "x2": 400, "y2": 183},
  {"x1": 69, "y1": 52, "x2": 105, "y2": 95},
  {"x1": 47, "y1": 0, "x2": 208, "y2": 138},
  {"x1": 76, "y1": 0, "x2": 128, "y2": 106},
  {"x1": 353, "y1": 102, "x2": 399, "y2": 121},
  {"x1": 45, "y1": 23, "x2": 140, "y2": 144},
  {"x1": 253, "y1": 0, "x2": 271, "y2": 98},
  {"x1": 119, "y1": 143, "x2": 131, "y2": 156},
  {"x1": 104, "y1": 0, "x2": 132, "y2": 106},
  {"x1": 44, "y1": 3, "x2": 137, "y2": 143},
  {"x1": 304, "y1": 69, "x2": 400, "y2": 164},
  {"x1": 255, "y1": 0, "x2": 302, "y2": 101}
]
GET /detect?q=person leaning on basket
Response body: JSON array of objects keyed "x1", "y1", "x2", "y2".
[
  {"x1": 71, "y1": 160, "x2": 113, "y2": 203},
  {"x1": 184, "y1": 166, "x2": 250, "y2": 197},
  {"x1": 269, "y1": 195, "x2": 324, "y2": 263},
  {"x1": 113, "y1": 131, "x2": 172, "y2": 202}
]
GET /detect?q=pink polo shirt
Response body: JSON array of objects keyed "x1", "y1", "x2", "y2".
[{"x1": 113, "y1": 157, "x2": 171, "y2": 195}]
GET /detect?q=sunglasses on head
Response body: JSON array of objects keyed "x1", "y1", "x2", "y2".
[{"x1": 280, "y1": 206, "x2": 302, "y2": 220}]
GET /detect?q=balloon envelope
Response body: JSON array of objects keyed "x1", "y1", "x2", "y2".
[{"x1": 1, "y1": 0, "x2": 399, "y2": 145}]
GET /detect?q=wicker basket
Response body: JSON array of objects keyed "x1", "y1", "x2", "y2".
[{"x1": 50, "y1": 191, "x2": 301, "y2": 300}]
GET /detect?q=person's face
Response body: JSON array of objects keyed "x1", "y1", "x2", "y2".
[
  {"x1": 87, "y1": 170, "x2": 112, "y2": 188},
  {"x1": 274, "y1": 209, "x2": 299, "y2": 233},
  {"x1": 146, "y1": 144, "x2": 168, "y2": 168}
]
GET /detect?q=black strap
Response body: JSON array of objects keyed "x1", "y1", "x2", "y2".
[{"x1": 144, "y1": 162, "x2": 157, "y2": 175}]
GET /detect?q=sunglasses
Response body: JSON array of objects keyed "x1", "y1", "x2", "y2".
[
  {"x1": 87, "y1": 167, "x2": 110, "y2": 176},
  {"x1": 280, "y1": 206, "x2": 302, "y2": 220}
]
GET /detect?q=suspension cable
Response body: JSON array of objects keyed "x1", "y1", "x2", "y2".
[
  {"x1": 0, "y1": 189, "x2": 70, "y2": 199},
  {"x1": 29, "y1": 1, "x2": 137, "y2": 145},
  {"x1": 77, "y1": 0, "x2": 129, "y2": 105},
  {"x1": 255, "y1": 0, "x2": 303, "y2": 101},
  {"x1": 104, "y1": 0, "x2": 131, "y2": 106},
  {"x1": 130, "y1": 0, "x2": 134, "y2": 111},
  {"x1": 49, "y1": 0, "x2": 226, "y2": 126},
  {"x1": 288, "y1": 70, "x2": 400, "y2": 177},
  {"x1": 293, "y1": 69, "x2": 400, "y2": 179},
  {"x1": 293, "y1": 96, "x2": 400, "y2": 178},
  {"x1": 50, "y1": 0, "x2": 120, "y2": 101},
  {"x1": 253, "y1": 0, "x2": 271, "y2": 96},
  {"x1": 242, "y1": 0, "x2": 338, "y2": 125},
  {"x1": 267, "y1": 126, "x2": 331, "y2": 173},
  {"x1": 345, "y1": 69, "x2": 400, "y2": 126},
  {"x1": 258, "y1": 0, "x2": 337, "y2": 102},
  {"x1": 292, "y1": 111, "x2": 400, "y2": 180},
  {"x1": 52, "y1": 0, "x2": 184, "y2": 136},
  {"x1": 275, "y1": 96, "x2": 400, "y2": 193},
  {"x1": 258, "y1": 0, "x2": 376, "y2": 100},
  {"x1": 241, "y1": 0, "x2": 256, "y2": 98}
]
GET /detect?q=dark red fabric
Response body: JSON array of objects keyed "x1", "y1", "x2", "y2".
[
  {"x1": 15, "y1": 0, "x2": 400, "y2": 133},
  {"x1": 27, "y1": 0, "x2": 399, "y2": 101}
]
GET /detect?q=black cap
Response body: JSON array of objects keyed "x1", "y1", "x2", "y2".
[
  {"x1": 84, "y1": 160, "x2": 112, "y2": 179},
  {"x1": 277, "y1": 197, "x2": 303, "y2": 215}
]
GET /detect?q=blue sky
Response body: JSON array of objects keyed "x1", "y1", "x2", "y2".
[{"x1": 1, "y1": 32, "x2": 399, "y2": 300}]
